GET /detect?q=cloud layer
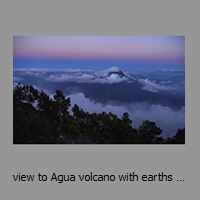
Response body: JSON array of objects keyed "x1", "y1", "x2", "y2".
[
  {"x1": 44, "y1": 67, "x2": 132, "y2": 84},
  {"x1": 138, "y1": 78, "x2": 175, "y2": 93},
  {"x1": 66, "y1": 92, "x2": 185, "y2": 138},
  {"x1": 13, "y1": 67, "x2": 184, "y2": 92},
  {"x1": 13, "y1": 67, "x2": 185, "y2": 138}
]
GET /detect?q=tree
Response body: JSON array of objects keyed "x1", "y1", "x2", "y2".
[
  {"x1": 72, "y1": 104, "x2": 86, "y2": 121},
  {"x1": 122, "y1": 112, "x2": 132, "y2": 126},
  {"x1": 172, "y1": 128, "x2": 185, "y2": 144},
  {"x1": 138, "y1": 120, "x2": 162, "y2": 144},
  {"x1": 38, "y1": 91, "x2": 51, "y2": 112},
  {"x1": 53, "y1": 89, "x2": 71, "y2": 119}
]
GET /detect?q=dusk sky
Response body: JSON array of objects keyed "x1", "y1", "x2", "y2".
[{"x1": 13, "y1": 36, "x2": 185, "y2": 71}]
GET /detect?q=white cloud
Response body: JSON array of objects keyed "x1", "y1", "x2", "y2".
[
  {"x1": 160, "y1": 80, "x2": 172, "y2": 84},
  {"x1": 45, "y1": 69, "x2": 130, "y2": 84},
  {"x1": 138, "y1": 78, "x2": 175, "y2": 92},
  {"x1": 24, "y1": 71, "x2": 35, "y2": 76},
  {"x1": 13, "y1": 76, "x2": 23, "y2": 82},
  {"x1": 34, "y1": 72, "x2": 46, "y2": 77},
  {"x1": 68, "y1": 93, "x2": 126, "y2": 116},
  {"x1": 127, "y1": 103, "x2": 185, "y2": 138},
  {"x1": 45, "y1": 73, "x2": 96, "y2": 83},
  {"x1": 14, "y1": 67, "x2": 132, "y2": 84}
]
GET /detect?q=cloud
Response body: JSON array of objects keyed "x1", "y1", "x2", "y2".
[
  {"x1": 13, "y1": 67, "x2": 185, "y2": 139},
  {"x1": 68, "y1": 92, "x2": 127, "y2": 116},
  {"x1": 45, "y1": 73, "x2": 96, "y2": 83},
  {"x1": 160, "y1": 80, "x2": 172, "y2": 84},
  {"x1": 65, "y1": 92, "x2": 185, "y2": 138},
  {"x1": 45, "y1": 68, "x2": 131, "y2": 84},
  {"x1": 127, "y1": 103, "x2": 185, "y2": 138},
  {"x1": 13, "y1": 76, "x2": 23, "y2": 82},
  {"x1": 14, "y1": 69, "x2": 47, "y2": 78},
  {"x1": 34, "y1": 72, "x2": 46, "y2": 77},
  {"x1": 94, "y1": 73, "x2": 130, "y2": 84},
  {"x1": 15, "y1": 68, "x2": 128, "y2": 86},
  {"x1": 138, "y1": 78, "x2": 175, "y2": 92},
  {"x1": 23, "y1": 71, "x2": 35, "y2": 76}
]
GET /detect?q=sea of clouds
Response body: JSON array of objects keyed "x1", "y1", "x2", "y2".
[
  {"x1": 67, "y1": 92, "x2": 185, "y2": 138},
  {"x1": 13, "y1": 67, "x2": 185, "y2": 138}
]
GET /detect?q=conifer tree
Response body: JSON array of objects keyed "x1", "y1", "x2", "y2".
[{"x1": 138, "y1": 120, "x2": 162, "y2": 144}]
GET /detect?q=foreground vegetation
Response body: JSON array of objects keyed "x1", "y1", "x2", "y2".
[{"x1": 13, "y1": 84, "x2": 185, "y2": 144}]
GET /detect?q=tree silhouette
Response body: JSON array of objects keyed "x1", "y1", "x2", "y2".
[
  {"x1": 122, "y1": 112, "x2": 132, "y2": 126},
  {"x1": 165, "y1": 128, "x2": 185, "y2": 144},
  {"x1": 138, "y1": 120, "x2": 163, "y2": 144},
  {"x1": 13, "y1": 84, "x2": 184, "y2": 144}
]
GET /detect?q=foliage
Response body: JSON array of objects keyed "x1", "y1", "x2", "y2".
[
  {"x1": 137, "y1": 120, "x2": 163, "y2": 144},
  {"x1": 13, "y1": 84, "x2": 185, "y2": 144},
  {"x1": 165, "y1": 128, "x2": 185, "y2": 144}
]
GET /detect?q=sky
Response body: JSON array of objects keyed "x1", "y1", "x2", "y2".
[{"x1": 13, "y1": 36, "x2": 185, "y2": 71}]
